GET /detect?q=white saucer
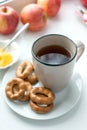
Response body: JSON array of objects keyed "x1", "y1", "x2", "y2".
[{"x1": 2, "y1": 60, "x2": 83, "y2": 120}]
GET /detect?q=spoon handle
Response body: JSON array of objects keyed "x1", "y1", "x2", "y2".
[{"x1": 4, "y1": 23, "x2": 29, "y2": 49}]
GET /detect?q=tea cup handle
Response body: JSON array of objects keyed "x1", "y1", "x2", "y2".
[{"x1": 76, "y1": 41, "x2": 85, "y2": 61}]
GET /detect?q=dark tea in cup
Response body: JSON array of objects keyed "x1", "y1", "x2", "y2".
[{"x1": 36, "y1": 45, "x2": 71, "y2": 65}]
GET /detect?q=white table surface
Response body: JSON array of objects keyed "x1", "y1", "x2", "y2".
[{"x1": 0, "y1": 0, "x2": 87, "y2": 130}]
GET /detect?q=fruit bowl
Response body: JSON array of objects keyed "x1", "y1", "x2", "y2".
[{"x1": 0, "y1": 40, "x2": 20, "y2": 69}]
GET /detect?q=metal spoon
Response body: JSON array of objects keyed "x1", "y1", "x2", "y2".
[{"x1": 3, "y1": 23, "x2": 29, "y2": 50}]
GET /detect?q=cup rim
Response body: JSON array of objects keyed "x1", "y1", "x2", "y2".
[{"x1": 32, "y1": 34, "x2": 77, "y2": 66}]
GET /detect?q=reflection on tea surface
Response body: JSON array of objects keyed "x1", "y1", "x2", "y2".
[{"x1": 36, "y1": 45, "x2": 71, "y2": 65}]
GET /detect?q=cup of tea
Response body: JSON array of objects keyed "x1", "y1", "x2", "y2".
[{"x1": 32, "y1": 34, "x2": 85, "y2": 92}]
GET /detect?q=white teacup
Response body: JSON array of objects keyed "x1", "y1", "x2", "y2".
[{"x1": 32, "y1": 34, "x2": 85, "y2": 92}]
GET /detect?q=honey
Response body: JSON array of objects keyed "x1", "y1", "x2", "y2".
[{"x1": 0, "y1": 48, "x2": 13, "y2": 67}]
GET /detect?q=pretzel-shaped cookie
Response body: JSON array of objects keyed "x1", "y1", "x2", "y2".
[
  {"x1": 16, "y1": 61, "x2": 38, "y2": 84},
  {"x1": 30, "y1": 87, "x2": 55, "y2": 113},
  {"x1": 5, "y1": 78, "x2": 25, "y2": 100},
  {"x1": 30, "y1": 87, "x2": 55, "y2": 104},
  {"x1": 30, "y1": 100, "x2": 54, "y2": 114},
  {"x1": 16, "y1": 61, "x2": 33, "y2": 79}
]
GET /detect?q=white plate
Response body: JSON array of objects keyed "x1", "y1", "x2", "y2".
[
  {"x1": 0, "y1": 41, "x2": 20, "y2": 70},
  {"x1": 2, "y1": 60, "x2": 83, "y2": 120}
]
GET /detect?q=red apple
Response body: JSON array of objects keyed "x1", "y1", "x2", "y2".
[
  {"x1": 37, "y1": 0, "x2": 61, "y2": 17},
  {"x1": 0, "y1": 6, "x2": 19, "y2": 35},
  {"x1": 20, "y1": 3, "x2": 47, "y2": 31},
  {"x1": 81, "y1": 0, "x2": 87, "y2": 7}
]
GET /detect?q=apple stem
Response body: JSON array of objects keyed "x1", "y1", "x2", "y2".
[{"x1": 2, "y1": 7, "x2": 7, "y2": 13}]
